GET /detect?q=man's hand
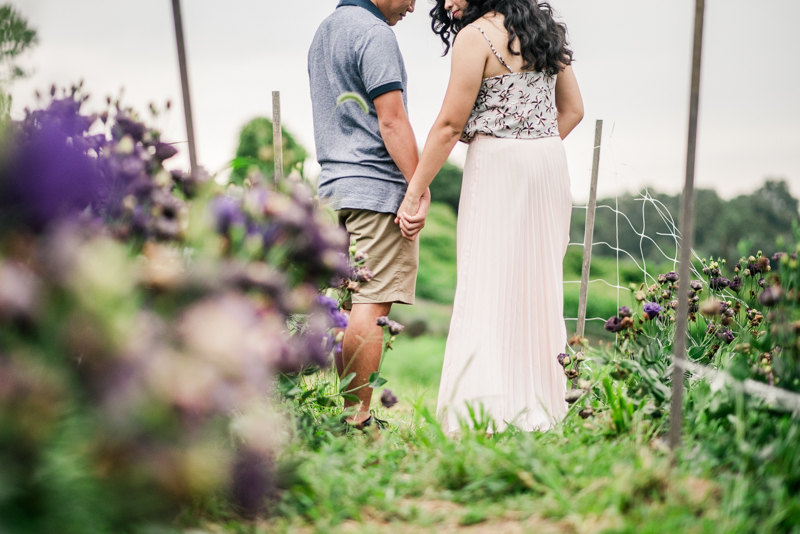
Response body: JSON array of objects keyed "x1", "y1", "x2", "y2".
[{"x1": 395, "y1": 188, "x2": 431, "y2": 241}]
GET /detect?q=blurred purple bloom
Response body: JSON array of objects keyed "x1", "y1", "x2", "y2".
[
  {"x1": 315, "y1": 295, "x2": 348, "y2": 329},
  {"x1": 557, "y1": 353, "x2": 571, "y2": 367},
  {"x1": 210, "y1": 197, "x2": 246, "y2": 235},
  {"x1": 380, "y1": 389, "x2": 398, "y2": 409},
  {"x1": 758, "y1": 286, "x2": 783, "y2": 307},
  {"x1": 113, "y1": 116, "x2": 146, "y2": 142},
  {"x1": 153, "y1": 142, "x2": 178, "y2": 161},
  {"x1": 665, "y1": 271, "x2": 678, "y2": 282},
  {"x1": 0, "y1": 121, "x2": 103, "y2": 231},
  {"x1": 376, "y1": 316, "x2": 390, "y2": 327},
  {"x1": 618, "y1": 306, "x2": 632, "y2": 318},
  {"x1": 643, "y1": 302, "x2": 663, "y2": 320},
  {"x1": 231, "y1": 448, "x2": 274, "y2": 518},
  {"x1": 690, "y1": 280, "x2": 703, "y2": 291}
]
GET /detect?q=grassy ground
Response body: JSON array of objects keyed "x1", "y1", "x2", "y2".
[
  {"x1": 188, "y1": 206, "x2": 796, "y2": 533},
  {"x1": 189, "y1": 335, "x2": 795, "y2": 534}
]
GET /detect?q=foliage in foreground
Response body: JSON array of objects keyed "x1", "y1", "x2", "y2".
[
  {"x1": 189, "y1": 229, "x2": 800, "y2": 532},
  {"x1": 0, "y1": 90, "x2": 355, "y2": 532}
]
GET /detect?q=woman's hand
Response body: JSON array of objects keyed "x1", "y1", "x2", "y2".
[{"x1": 395, "y1": 187, "x2": 431, "y2": 241}]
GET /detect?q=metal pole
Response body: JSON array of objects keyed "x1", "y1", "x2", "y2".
[
  {"x1": 171, "y1": 0, "x2": 198, "y2": 176},
  {"x1": 670, "y1": 0, "x2": 706, "y2": 452},
  {"x1": 573, "y1": 120, "x2": 602, "y2": 383},
  {"x1": 272, "y1": 91, "x2": 284, "y2": 183}
]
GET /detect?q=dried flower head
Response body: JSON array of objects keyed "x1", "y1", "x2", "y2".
[{"x1": 380, "y1": 389, "x2": 398, "y2": 409}]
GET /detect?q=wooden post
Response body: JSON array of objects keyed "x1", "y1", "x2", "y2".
[
  {"x1": 573, "y1": 120, "x2": 602, "y2": 382},
  {"x1": 171, "y1": 0, "x2": 198, "y2": 176},
  {"x1": 576, "y1": 121, "x2": 603, "y2": 337},
  {"x1": 272, "y1": 91, "x2": 284, "y2": 183},
  {"x1": 670, "y1": 0, "x2": 706, "y2": 452}
]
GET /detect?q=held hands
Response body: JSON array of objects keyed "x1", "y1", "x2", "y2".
[{"x1": 394, "y1": 187, "x2": 431, "y2": 241}]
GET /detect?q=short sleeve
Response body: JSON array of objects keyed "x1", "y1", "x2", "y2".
[{"x1": 356, "y1": 25, "x2": 405, "y2": 101}]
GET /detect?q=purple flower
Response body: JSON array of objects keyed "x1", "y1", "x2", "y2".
[
  {"x1": 643, "y1": 302, "x2": 663, "y2": 320},
  {"x1": 665, "y1": 271, "x2": 679, "y2": 282},
  {"x1": 380, "y1": 389, "x2": 398, "y2": 409},
  {"x1": 758, "y1": 286, "x2": 783, "y2": 307},
  {"x1": 690, "y1": 280, "x2": 703, "y2": 291},
  {"x1": 715, "y1": 328, "x2": 734, "y2": 344},
  {"x1": 387, "y1": 320, "x2": 404, "y2": 336},
  {"x1": 153, "y1": 142, "x2": 178, "y2": 161},
  {"x1": 618, "y1": 306, "x2": 632, "y2": 318},
  {"x1": 709, "y1": 277, "x2": 730, "y2": 290},
  {"x1": 210, "y1": 196, "x2": 245, "y2": 235},
  {"x1": 772, "y1": 252, "x2": 786, "y2": 263},
  {"x1": 231, "y1": 448, "x2": 274, "y2": 518},
  {"x1": 376, "y1": 316, "x2": 390, "y2": 327},
  {"x1": 557, "y1": 353, "x2": 571, "y2": 367},
  {"x1": 352, "y1": 267, "x2": 375, "y2": 283},
  {"x1": 729, "y1": 276, "x2": 743, "y2": 292},
  {"x1": 604, "y1": 316, "x2": 625, "y2": 333},
  {"x1": 0, "y1": 121, "x2": 103, "y2": 232},
  {"x1": 113, "y1": 116, "x2": 146, "y2": 142},
  {"x1": 315, "y1": 295, "x2": 348, "y2": 329}
]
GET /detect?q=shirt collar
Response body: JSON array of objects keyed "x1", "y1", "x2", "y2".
[{"x1": 337, "y1": 0, "x2": 387, "y2": 22}]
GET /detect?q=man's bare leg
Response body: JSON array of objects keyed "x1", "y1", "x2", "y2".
[{"x1": 340, "y1": 302, "x2": 392, "y2": 425}]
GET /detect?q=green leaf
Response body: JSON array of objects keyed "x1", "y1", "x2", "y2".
[
  {"x1": 337, "y1": 92, "x2": 369, "y2": 115},
  {"x1": 339, "y1": 372, "x2": 356, "y2": 392},
  {"x1": 368, "y1": 372, "x2": 388, "y2": 389},
  {"x1": 284, "y1": 386, "x2": 302, "y2": 398},
  {"x1": 315, "y1": 396, "x2": 337, "y2": 408},
  {"x1": 341, "y1": 394, "x2": 361, "y2": 403}
]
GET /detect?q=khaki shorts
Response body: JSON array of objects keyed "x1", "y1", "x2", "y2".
[{"x1": 338, "y1": 209, "x2": 419, "y2": 306}]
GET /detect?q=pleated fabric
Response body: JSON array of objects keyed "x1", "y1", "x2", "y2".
[{"x1": 436, "y1": 134, "x2": 572, "y2": 433}]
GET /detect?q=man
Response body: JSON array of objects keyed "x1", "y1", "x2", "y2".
[{"x1": 309, "y1": 0, "x2": 428, "y2": 428}]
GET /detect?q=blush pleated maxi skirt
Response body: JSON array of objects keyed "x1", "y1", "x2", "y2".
[{"x1": 436, "y1": 134, "x2": 572, "y2": 433}]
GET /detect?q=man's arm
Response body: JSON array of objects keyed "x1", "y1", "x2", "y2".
[
  {"x1": 373, "y1": 90, "x2": 418, "y2": 182},
  {"x1": 373, "y1": 90, "x2": 430, "y2": 239}
]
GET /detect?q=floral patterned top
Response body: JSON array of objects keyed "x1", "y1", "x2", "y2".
[{"x1": 461, "y1": 25, "x2": 560, "y2": 143}]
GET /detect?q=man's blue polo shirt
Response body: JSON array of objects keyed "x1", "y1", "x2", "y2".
[{"x1": 308, "y1": 0, "x2": 409, "y2": 214}]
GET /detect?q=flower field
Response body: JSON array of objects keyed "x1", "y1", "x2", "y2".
[{"x1": 1, "y1": 84, "x2": 799, "y2": 533}]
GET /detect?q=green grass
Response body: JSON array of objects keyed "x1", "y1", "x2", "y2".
[{"x1": 185, "y1": 209, "x2": 800, "y2": 533}]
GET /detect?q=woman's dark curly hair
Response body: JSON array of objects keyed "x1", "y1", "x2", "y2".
[{"x1": 430, "y1": 0, "x2": 572, "y2": 76}]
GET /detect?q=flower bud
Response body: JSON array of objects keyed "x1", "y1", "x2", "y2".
[{"x1": 565, "y1": 389, "x2": 583, "y2": 404}]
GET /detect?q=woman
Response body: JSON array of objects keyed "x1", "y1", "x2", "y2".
[{"x1": 396, "y1": 0, "x2": 583, "y2": 432}]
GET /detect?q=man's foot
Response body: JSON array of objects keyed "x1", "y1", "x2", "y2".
[{"x1": 341, "y1": 415, "x2": 388, "y2": 432}]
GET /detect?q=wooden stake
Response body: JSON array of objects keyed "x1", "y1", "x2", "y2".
[
  {"x1": 576, "y1": 121, "x2": 603, "y2": 335},
  {"x1": 272, "y1": 91, "x2": 284, "y2": 183},
  {"x1": 670, "y1": 0, "x2": 706, "y2": 452},
  {"x1": 171, "y1": 0, "x2": 198, "y2": 176}
]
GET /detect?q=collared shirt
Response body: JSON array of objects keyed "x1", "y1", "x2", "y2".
[
  {"x1": 308, "y1": 0, "x2": 409, "y2": 214},
  {"x1": 337, "y1": 0, "x2": 386, "y2": 23}
]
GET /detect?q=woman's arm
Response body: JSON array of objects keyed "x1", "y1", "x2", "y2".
[
  {"x1": 555, "y1": 65, "x2": 584, "y2": 139},
  {"x1": 394, "y1": 27, "x2": 487, "y2": 240}
]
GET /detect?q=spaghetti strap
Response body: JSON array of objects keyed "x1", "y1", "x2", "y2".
[{"x1": 467, "y1": 24, "x2": 514, "y2": 74}]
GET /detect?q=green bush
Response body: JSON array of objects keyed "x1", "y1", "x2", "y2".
[{"x1": 416, "y1": 202, "x2": 458, "y2": 304}]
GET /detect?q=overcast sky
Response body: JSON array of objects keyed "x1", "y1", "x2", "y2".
[{"x1": 9, "y1": 0, "x2": 800, "y2": 203}]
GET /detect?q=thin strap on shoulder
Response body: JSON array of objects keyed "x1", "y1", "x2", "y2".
[{"x1": 467, "y1": 23, "x2": 514, "y2": 74}]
